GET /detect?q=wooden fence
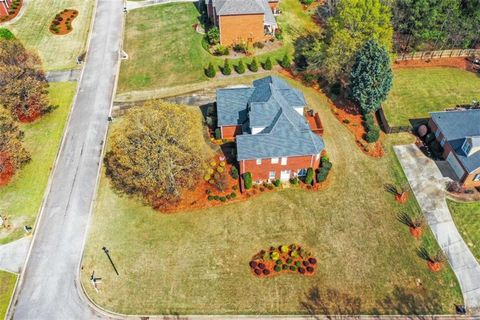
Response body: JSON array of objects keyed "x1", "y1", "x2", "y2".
[{"x1": 395, "y1": 49, "x2": 480, "y2": 61}]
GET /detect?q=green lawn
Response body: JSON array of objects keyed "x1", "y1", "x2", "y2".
[
  {"x1": 448, "y1": 200, "x2": 480, "y2": 263},
  {"x1": 383, "y1": 67, "x2": 480, "y2": 127},
  {"x1": 0, "y1": 271, "x2": 17, "y2": 319},
  {"x1": 0, "y1": 82, "x2": 76, "y2": 244},
  {"x1": 81, "y1": 76, "x2": 461, "y2": 315},
  {"x1": 7, "y1": 0, "x2": 94, "y2": 71},
  {"x1": 118, "y1": 0, "x2": 317, "y2": 93}
]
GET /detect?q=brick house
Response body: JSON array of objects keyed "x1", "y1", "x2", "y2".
[
  {"x1": 206, "y1": 0, "x2": 279, "y2": 46},
  {"x1": 216, "y1": 76, "x2": 325, "y2": 182},
  {"x1": 0, "y1": 0, "x2": 13, "y2": 17},
  {"x1": 428, "y1": 109, "x2": 480, "y2": 187}
]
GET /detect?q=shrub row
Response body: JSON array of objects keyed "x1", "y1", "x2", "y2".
[
  {"x1": 207, "y1": 192, "x2": 237, "y2": 202},
  {"x1": 205, "y1": 54, "x2": 290, "y2": 78}
]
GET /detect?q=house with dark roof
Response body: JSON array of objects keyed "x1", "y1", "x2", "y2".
[
  {"x1": 206, "y1": 0, "x2": 279, "y2": 46},
  {"x1": 429, "y1": 109, "x2": 480, "y2": 187},
  {"x1": 0, "y1": 0, "x2": 13, "y2": 17},
  {"x1": 216, "y1": 76, "x2": 325, "y2": 182}
]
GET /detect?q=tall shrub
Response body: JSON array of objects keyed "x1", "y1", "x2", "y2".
[
  {"x1": 222, "y1": 59, "x2": 232, "y2": 75},
  {"x1": 243, "y1": 172, "x2": 253, "y2": 190},
  {"x1": 264, "y1": 57, "x2": 273, "y2": 70},
  {"x1": 205, "y1": 62, "x2": 216, "y2": 78},
  {"x1": 305, "y1": 167, "x2": 314, "y2": 185},
  {"x1": 236, "y1": 60, "x2": 246, "y2": 74},
  {"x1": 249, "y1": 57, "x2": 259, "y2": 72}
]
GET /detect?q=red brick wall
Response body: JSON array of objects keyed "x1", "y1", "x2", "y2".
[
  {"x1": 0, "y1": 3, "x2": 8, "y2": 16},
  {"x1": 463, "y1": 168, "x2": 480, "y2": 188},
  {"x1": 221, "y1": 125, "x2": 242, "y2": 139},
  {"x1": 240, "y1": 155, "x2": 320, "y2": 181},
  {"x1": 219, "y1": 14, "x2": 267, "y2": 46}
]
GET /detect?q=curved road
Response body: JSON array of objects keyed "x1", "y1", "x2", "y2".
[{"x1": 10, "y1": 0, "x2": 123, "y2": 319}]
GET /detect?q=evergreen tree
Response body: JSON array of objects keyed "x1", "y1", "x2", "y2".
[
  {"x1": 205, "y1": 62, "x2": 216, "y2": 78},
  {"x1": 236, "y1": 60, "x2": 246, "y2": 74},
  {"x1": 222, "y1": 59, "x2": 232, "y2": 76},
  {"x1": 249, "y1": 57, "x2": 259, "y2": 72},
  {"x1": 264, "y1": 57, "x2": 273, "y2": 70},
  {"x1": 280, "y1": 53, "x2": 291, "y2": 69},
  {"x1": 348, "y1": 40, "x2": 393, "y2": 114}
]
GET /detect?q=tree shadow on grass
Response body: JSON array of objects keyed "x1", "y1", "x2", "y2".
[
  {"x1": 372, "y1": 285, "x2": 448, "y2": 318},
  {"x1": 300, "y1": 286, "x2": 362, "y2": 319}
]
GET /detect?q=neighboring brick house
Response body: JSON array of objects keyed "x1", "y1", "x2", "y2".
[
  {"x1": 206, "y1": 0, "x2": 279, "y2": 46},
  {"x1": 216, "y1": 76, "x2": 325, "y2": 182},
  {"x1": 0, "y1": 0, "x2": 13, "y2": 17},
  {"x1": 428, "y1": 109, "x2": 480, "y2": 187}
]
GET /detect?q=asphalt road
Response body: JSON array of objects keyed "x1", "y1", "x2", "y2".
[{"x1": 10, "y1": 0, "x2": 123, "y2": 319}]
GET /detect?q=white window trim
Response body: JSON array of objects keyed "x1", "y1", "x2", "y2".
[
  {"x1": 271, "y1": 157, "x2": 279, "y2": 164},
  {"x1": 269, "y1": 171, "x2": 276, "y2": 179},
  {"x1": 256, "y1": 158, "x2": 262, "y2": 165},
  {"x1": 474, "y1": 174, "x2": 480, "y2": 182},
  {"x1": 281, "y1": 157, "x2": 287, "y2": 165},
  {"x1": 462, "y1": 140, "x2": 472, "y2": 155}
]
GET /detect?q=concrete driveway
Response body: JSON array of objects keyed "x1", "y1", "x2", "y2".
[
  {"x1": 0, "y1": 237, "x2": 31, "y2": 274},
  {"x1": 9, "y1": 0, "x2": 124, "y2": 319},
  {"x1": 394, "y1": 144, "x2": 480, "y2": 311}
]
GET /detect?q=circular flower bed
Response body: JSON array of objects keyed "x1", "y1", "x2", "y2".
[
  {"x1": 49, "y1": 9, "x2": 78, "y2": 35},
  {"x1": 249, "y1": 244, "x2": 317, "y2": 278}
]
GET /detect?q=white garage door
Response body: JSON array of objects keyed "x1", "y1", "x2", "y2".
[{"x1": 447, "y1": 152, "x2": 465, "y2": 180}]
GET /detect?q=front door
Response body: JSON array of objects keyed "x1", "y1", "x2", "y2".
[{"x1": 280, "y1": 170, "x2": 291, "y2": 181}]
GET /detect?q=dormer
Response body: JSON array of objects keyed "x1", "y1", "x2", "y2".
[{"x1": 462, "y1": 136, "x2": 480, "y2": 157}]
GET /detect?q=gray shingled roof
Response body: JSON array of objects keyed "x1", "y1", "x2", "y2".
[
  {"x1": 431, "y1": 109, "x2": 480, "y2": 173},
  {"x1": 211, "y1": 0, "x2": 277, "y2": 26},
  {"x1": 216, "y1": 76, "x2": 325, "y2": 160}
]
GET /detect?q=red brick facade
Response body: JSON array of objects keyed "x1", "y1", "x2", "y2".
[
  {"x1": 220, "y1": 125, "x2": 242, "y2": 139},
  {"x1": 240, "y1": 155, "x2": 321, "y2": 182},
  {"x1": 429, "y1": 119, "x2": 480, "y2": 187},
  {"x1": 0, "y1": 0, "x2": 13, "y2": 17}
]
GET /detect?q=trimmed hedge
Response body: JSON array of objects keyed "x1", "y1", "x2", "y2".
[
  {"x1": 243, "y1": 172, "x2": 253, "y2": 190},
  {"x1": 305, "y1": 167, "x2": 314, "y2": 185}
]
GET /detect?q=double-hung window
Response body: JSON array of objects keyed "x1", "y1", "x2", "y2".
[
  {"x1": 271, "y1": 157, "x2": 279, "y2": 164},
  {"x1": 281, "y1": 157, "x2": 287, "y2": 165},
  {"x1": 256, "y1": 159, "x2": 262, "y2": 165}
]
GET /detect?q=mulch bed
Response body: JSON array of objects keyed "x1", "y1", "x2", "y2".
[
  {"x1": 250, "y1": 244, "x2": 318, "y2": 278},
  {"x1": 49, "y1": 9, "x2": 78, "y2": 35},
  {"x1": 0, "y1": 0, "x2": 22, "y2": 23},
  {"x1": 393, "y1": 57, "x2": 477, "y2": 73}
]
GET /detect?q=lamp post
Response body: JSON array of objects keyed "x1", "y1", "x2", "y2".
[{"x1": 102, "y1": 246, "x2": 119, "y2": 276}]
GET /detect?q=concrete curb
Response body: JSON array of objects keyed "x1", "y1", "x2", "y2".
[{"x1": 5, "y1": 0, "x2": 98, "y2": 318}]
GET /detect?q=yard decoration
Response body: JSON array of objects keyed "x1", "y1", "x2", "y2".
[
  {"x1": 250, "y1": 244, "x2": 317, "y2": 278},
  {"x1": 385, "y1": 183, "x2": 409, "y2": 203},
  {"x1": 49, "y1": 9, "x2": 79, "y2": 35},
  {"x1": 397, "y1": 212, "x2": 425, "y2": 239}
]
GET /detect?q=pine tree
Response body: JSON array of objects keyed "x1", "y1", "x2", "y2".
[
  {"x1": 280, "y1": 53, "x2": 291, "y2": 69},
  {"x1": 205, "y1": 62, "x2": 216, "y2": 78},
  {"x1": 263, "y1": 57, "x2": 273, "y2": 70},
  {"x1": 222, "y1": 59, "x2": 232, "y2": 76},
  {"x1": 249, "y1": 57, "x2": 259, "y2": 72},
  {"x1": 236, "y1": 59, "x2": 246, "y2": 74},
  {"x1": 348, "y1": 39, "x2": 393, "y2": 114}
]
